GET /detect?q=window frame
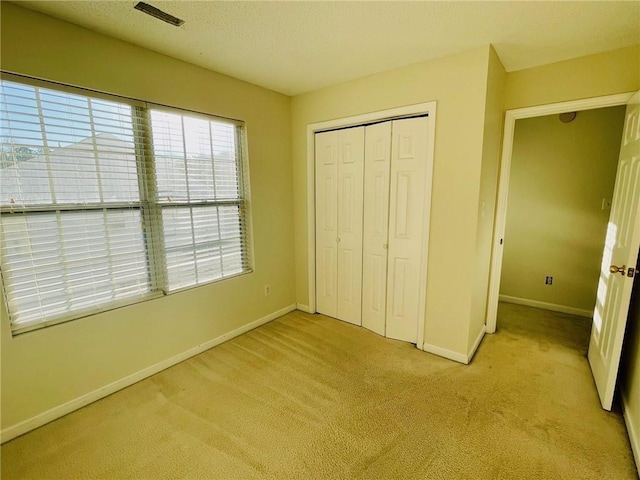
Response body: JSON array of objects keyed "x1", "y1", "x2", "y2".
[{"x1": 0, "y1": 72, "x2": 254, "y2": 335}]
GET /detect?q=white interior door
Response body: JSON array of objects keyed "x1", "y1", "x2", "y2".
[
  {"x1": 386, "y1": 117, "x2": 429, "y2": 343},
  {"x1": 336, "y1": 127, "x2": 365, "y2": 325},
  {"x1": 315, "y1": 130, "x2": 339, "y2": 318},
  {"x1": 362, "y1": 121, "x2": 392, "y2": 336},
  {"x1": 588, "y1": 91, "x2": 640, "y2": 410}
]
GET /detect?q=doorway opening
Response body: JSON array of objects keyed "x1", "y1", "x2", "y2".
[
  {"x1": 487, "y1": 93, "x2": 634, "y2": 333},
  {"x1": 499, "y1": 105, "x2": 625, "y2": 323},
  {"x1": 486, "y1": 91, "x2": 639, "y2": 411}
]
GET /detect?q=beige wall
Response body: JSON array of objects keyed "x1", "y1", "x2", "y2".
[
  {"x1": 505, "y1": 45, "x2": 639, "y2": 110},
  {"x1": 468, "y1": 47, "x2": 506, "y2": 351},
  {"x1": 292, "y1": 46, "x2": 495, "y2": 356},
  {"x1": 0, "y1": 3, "x2": 295, "y2": 429},
  {"x1": 500, "y1": 106, "x2": 625, "y2": 311}
]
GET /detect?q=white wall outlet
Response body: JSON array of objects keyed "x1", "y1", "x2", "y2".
[
  {"x1": 545, "y1": 276, "x2": 553, "y2": 285},
  {"x1": 264, "y1": 285, "x2": 271, "y2": 296}
]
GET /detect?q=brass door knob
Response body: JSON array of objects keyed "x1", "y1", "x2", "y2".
[{"x1": 610, "y1": 265, "x2": 626, "y2": 275}]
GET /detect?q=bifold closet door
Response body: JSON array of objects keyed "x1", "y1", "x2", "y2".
[
  {"x1": 385, "y1": 117, "x2": 429, "y2": 343},
  {"x1": 362, "y1": 117, "x2": 428, "y2": 343},
  {"x1": 315, "y1": 131, "x2": 339, "y2": 318},
  {"x1": 315, "y1": 127, "x2": 364, "y2": 325},
  {"x1": 362, "y1": 121, "x2": 392, "y2": 336}
]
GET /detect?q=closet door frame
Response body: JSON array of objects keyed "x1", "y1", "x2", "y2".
[{"x1": 306, "y1": 101, "x2": 437, "y2": 349}]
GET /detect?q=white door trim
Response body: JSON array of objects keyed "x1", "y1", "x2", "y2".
[
  {"x1": 306, "y1": 102, "x2": 437, "y2": 348},
  {"x1": 485, "y1": 92, "x2": 635, "y2": 334}
]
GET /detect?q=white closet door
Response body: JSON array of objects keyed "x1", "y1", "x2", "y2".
[
  {"x1": 315, "y1": 130, "x2": 339, "y2": 318},
  {"x1": 386, "y1": 117, "x2": 429, "y2": 343},
  {"x1": 336, "y1": 127, "x2": 365, "y2": 325},
  {"x1": 362, "y1": 121, "x2": 392, "y2": 335}
]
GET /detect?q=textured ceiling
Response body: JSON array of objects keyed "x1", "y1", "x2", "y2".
[{"x1": 13, "y1": 1, "x2": 640, "y2": 96}]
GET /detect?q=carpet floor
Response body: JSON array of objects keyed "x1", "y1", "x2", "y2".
[{"x1": 1, "y1": 303, "x2": 637, "y2": 479}]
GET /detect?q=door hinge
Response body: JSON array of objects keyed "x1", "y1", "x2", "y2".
[{"x1": 628, "y1": 267, "x2": 636, "y2": 278}]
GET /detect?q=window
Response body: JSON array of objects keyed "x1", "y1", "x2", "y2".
[
  {"x1": 150, "y1": 111, "x2": 249, "y2": 290},
  {"x1": 0, "y1": 75, "x2": 251, "y2": 334}
]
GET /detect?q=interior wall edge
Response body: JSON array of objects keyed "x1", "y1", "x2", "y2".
[
  {"x1": 0, "y1": 303, "x2": 297, "y2": 444},
  {"x1": 467, "y1": 324, "x2": 486, "y2": 363},
  {"x1": 499, "y1": 295, "x2": 592, "y2": 318},
  {"x1": 469, "y1": 43, "x2": 507, "y2": 347}
]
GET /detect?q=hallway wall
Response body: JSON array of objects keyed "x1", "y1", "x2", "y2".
[{"x1": 500, "y1": 106, "x2": 625, "y2": 313}]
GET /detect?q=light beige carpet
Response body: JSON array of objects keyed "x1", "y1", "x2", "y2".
[{"x1": 1, "y1": 303, "x2": 637, "y2": 479}]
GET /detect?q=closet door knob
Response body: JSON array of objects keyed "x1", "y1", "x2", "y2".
[
  {"x1": 383, "y1": 244, "x2": 388, "y2": 249},
  {"x1": 336, "y1": 237, "x2": 341, "y2": 243}
]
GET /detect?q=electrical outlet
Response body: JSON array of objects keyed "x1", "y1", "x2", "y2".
[
  {"x1": 545, "y1": 276, "x2": 553, "y2": 285},
  {"x1": 264, "y1": 285, "x2": 271, "y2": 296}
]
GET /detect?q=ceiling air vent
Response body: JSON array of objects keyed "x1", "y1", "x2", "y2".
[{"x1": 134, "y1": 2, "x2": 185, "y2": 27}]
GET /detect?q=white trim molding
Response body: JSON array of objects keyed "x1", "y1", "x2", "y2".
[
  {"x1": 296, "y1": 304, "x2": 313, "y2": 313},
  {"x1": 423, "y1": 324, "x2": 486, "y2": 365},
  {"x1": 622, "y1": 393, "x2": 640, "y2": 476},
  {"x1": 0, "y1": 304, "x2": 296, "y2": 444},
  {"x1": 468, "y1": 325, "x2": 486, "y2": 362},
  {"x1": 306, "y1": 101, "x2": 437, "y2": 346},
  {"x1": 485, "y1": 92, "x2": 635, "y2": 334},
  {"x1": 499, "y1": 295, "x2": 593, "y2": 318},
  {"x1": 423, "y1": 342, "x2": 469, "y2": 365}
]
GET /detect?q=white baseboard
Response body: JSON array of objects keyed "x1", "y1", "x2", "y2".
[
  {"x1": 622, "y1": 393, "x2": 640, "y2": 476},
  {"x1": 499, "y1": 295, "x2": 592, "y2": 318},
  {"x1": 0, "y1": 303, "x2": 296, "y2": 444},
  {"x1": 468, "y1": 325, "x2": 486, "y2": 363},
  {"x1": 423, "y1": 326, "x2": 486, "y2": 365},
  {"x1": 296, "y1": 303, "x2": 313, "y2": 313},
  {"x1": 423, "y1": 342, "x2": 468, "y2": 364}
]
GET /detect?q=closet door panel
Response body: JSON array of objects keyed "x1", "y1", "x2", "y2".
[
  {"x1": 362, "y1": 121, "x2": 392, "y2": 336},
  {"x1": 315, "y1": 131, "x2": 339, "y2": 318},
  {"x1": 337, "y1": 127, "x2": 365, "y2": 325},
  {"x1": 386, "y1": 117, "x2": 429, "y2": 343}
]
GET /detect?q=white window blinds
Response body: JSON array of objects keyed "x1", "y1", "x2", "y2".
[
  {"x1": 150, "y1": 110, "x2": 249, "y2": 291},
  {"x1": 0, "y1": 75, "x2": 251, "y2": 334}
]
